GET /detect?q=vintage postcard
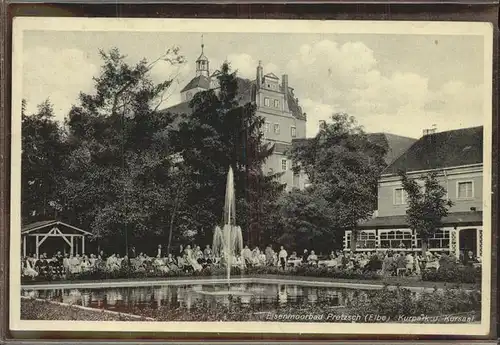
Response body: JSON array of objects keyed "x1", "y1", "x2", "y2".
[{"x1": 10, "y1": 17, "x2": 493, "y2": 336}]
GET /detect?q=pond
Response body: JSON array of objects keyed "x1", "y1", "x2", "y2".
[{"x1": 22, "y1": 282, "x2": 376, "y2": 315}]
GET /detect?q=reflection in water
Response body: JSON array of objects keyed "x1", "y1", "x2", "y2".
[{"x1": 22, "y1": 283, "x2": 402, "y2": 315}]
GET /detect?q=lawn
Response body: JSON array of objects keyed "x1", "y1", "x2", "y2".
[{"x1": 21, "y1": 298, "x2": 150, "y2": 321}]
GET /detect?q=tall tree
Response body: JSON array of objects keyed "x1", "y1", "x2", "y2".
[
  {"x1": 399, "y1": 171, "x2": 453, "y2": 255},
  {"x1": 172, "y1": 62, "x2": 284, "y2": 246},
  {"x1": 288, "y1": 113, "x2": 387, "y2": 250},
  {"x1": 21, "y1": 99, "x2": 67, "y2": 223},
  {"x1": 60, "y1": 47, "x2": 188, "y2": 253}
]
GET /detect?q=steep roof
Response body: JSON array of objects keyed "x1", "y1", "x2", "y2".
[
  {"x1": 290, "y1": 132, "x2": 416, "y2": 166},
  {"x1": 383, "y1": 126, "x2": 483, "y2": 175},
  {"x1": 165, "y1": 76, "x2": 305, "y2": 121},
  {"x1": 368, "y1": 133, "x2": 417, "y2": 165},
  {"x1": 180, "y1": 75, "x2": 211, "y2": 93}
]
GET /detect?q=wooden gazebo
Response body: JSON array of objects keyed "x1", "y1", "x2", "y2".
[{"x1": 21, "y1": 220, "x2": 92, "y2": 258}]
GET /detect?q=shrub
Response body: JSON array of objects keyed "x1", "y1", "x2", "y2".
[
  {"x1": 422, "y1": 263, "x2": 481, "y2": 284},
  {"x1": 349, "y1": 286, "x2": 481, "y2": 320}
]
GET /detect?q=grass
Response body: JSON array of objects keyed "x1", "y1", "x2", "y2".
[{"x1": 21, "y1": 298, "x2": 149, "y2": 321}]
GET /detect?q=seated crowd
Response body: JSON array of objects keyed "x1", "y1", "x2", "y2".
[{"x1": 21, "y1": 243, "x2": 481, "y2": 280}]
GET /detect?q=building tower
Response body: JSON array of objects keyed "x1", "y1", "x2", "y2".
[{"x1": 196, "y1": 36, "x2": 210, "y2": 77}]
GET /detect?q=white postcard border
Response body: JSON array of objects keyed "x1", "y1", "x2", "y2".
[{"x1": 9, "y1": 17, "x2": 494, "y2": 336}]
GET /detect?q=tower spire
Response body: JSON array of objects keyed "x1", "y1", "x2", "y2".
[{"x1": 196, "y1": 34, "x2": 209, "y2": 77}]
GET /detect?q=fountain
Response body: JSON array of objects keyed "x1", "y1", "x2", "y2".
[
  {"x1": 196, "y1": 166, "x2": 250, "y2": 297},
  {"x1": 213, "y1": 165, "x2": 243, "y2": 282}
]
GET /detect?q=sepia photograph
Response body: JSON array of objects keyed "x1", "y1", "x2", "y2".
[{"x1": 10, "y1": 17, "x2": 493, "y2": 336}]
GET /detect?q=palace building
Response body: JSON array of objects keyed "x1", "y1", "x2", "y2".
[
  {"x1": 343, "y1": 126, "x2": 484, "y2": 259},
  {"x1": 164, "y1": 43, "x2": 308, "y2": 190}
]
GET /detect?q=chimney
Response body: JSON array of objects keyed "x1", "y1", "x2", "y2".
[
  {"x1": 282, "y1": 74, "x2": 288, "y2": 109},
  {"x1": 256, "y1": 60, "x2": 263, "y2": 89}
]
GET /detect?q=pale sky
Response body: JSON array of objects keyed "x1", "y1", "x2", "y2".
[{"x1": 22, "y1": 30, "x2": 486, "y2": 139}]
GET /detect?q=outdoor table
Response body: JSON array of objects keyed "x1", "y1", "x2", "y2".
[
  {"x1": 287, "y1": 259, "x2": 302, "y2": 267},
  {"x1": 318, "y1": 260, "x2": 337, "y2": 267}
]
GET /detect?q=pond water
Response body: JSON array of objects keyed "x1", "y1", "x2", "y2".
[{"x1": 22, "y1": 282, "x2": 378, "y2": 315}]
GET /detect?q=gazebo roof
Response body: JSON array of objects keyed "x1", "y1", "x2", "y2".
[{"x1": 21, "y1": 220, "x2": 92, "y2": 236}]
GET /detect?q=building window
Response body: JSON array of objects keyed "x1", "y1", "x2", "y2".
[
  {"x1": 274, "y1": 99, "x2": 280, "y2": 108},
  {"x1": 281, "y1": 159, "x2": 287, "y2": 171},
  {"x1": 291, "y1": 126, "x2": 297, "y2": 138},
  {"x1": 264, "y1": 97, "x2": 270, "y2": 107},
  {"x1": 379, "y1": 230, "x2": 413, "y2": 249},
  {"x1": 274, "y1": 124, "x2": 280, "y2": 134},
  {"x1": 293, "y1": 173, "x2": 300, "y2": 188},
  {"x1": 393, "y1": 188, "x2": 407, "y2": 205},
  {"x1": 186, "y1": 92, "x2": 192, "y2": 100},
  {"x1": 356, "y1": 231, "x2": 377, "y2": 249},
  {"x1": 422, "y1": 229, "x2": 450, "y2": 250},
  {"x1": 457, "y1": 181, "x2": 474, "y2": 199},
  {"x1": 264, "y1": 122, "x2": 270, "y2": 133}
]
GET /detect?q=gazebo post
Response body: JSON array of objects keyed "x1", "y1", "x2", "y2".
[
  {"x1": 22, "y1": 236, "x2": 26, "y2": 257},
  {"x1": 35, "y1": 235, "x2": 39, "y2": 258},
  {"x1": 70, "y1": 236, "x2": 74, "y2": 256},
  {"x1": 82, "y1": 235, "x2": 85, "y2": 255}
]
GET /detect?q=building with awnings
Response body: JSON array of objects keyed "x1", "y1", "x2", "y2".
[{"x1": 343, "y1": 126, "x2": 484, "y2": 258}]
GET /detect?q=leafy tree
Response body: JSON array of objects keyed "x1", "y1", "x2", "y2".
[
  {"x1": 289, "y1": 113, "x2": 387, "y2": 250},
  {"x1": 172, "y1": 62, "x2": 284, "y2": 246},
  {"x1": 399, "y1": 171, "x2": 453, "y2": 255},
  {"x1": 21, "y1": 99, "x2": 67, "y2": 223},
  {"x1": 60, "y1": 47, "x2": 188, "y2": 253},
  {"x1": 277, "y1": 188, "x2": 337, "y2": 253}
]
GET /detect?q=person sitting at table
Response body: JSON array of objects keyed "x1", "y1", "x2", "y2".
[
  {"x1": 463, "y1": 250, "x2": 478, "y2": 266},
  {"x1": 203, "y1": 244, "x2": 212, "y2": 258},
  {"x1": 23, "y1": 257, "x2": 38, "y2": 278},
  {"x1": 307, "y1": 250, "x2": 318, "y2": 265},
  {"x1": 194, "y1": 246, "x2": 204, "y2": 263},
  {"x1": 426, "y1": 252, "x2": 440, "y2": 270},
  {"x1": 241, "y1": 245, "x2": 252, "y2": 267},
  {"x1": 69, "y1": 254, "x2": 81, "y2": 274},
  {"x1": 258, "y1": 250, "x2": 266, "y2": 266},
  {"x1": 48, "y1": 256, "x2": 59, "y2": 277},
  {"x1": 265, "y1": 245, "x2": 274, "y2": 266},
  {"x1": 289, "y1": 251, "x2": 297, "y2": 260},
  {"x1": 89, "y1": 254, "x2": 97, "y2": 268},
  {"x1": 301, "y1": 249, "x2": 309, "y2": 264}
]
